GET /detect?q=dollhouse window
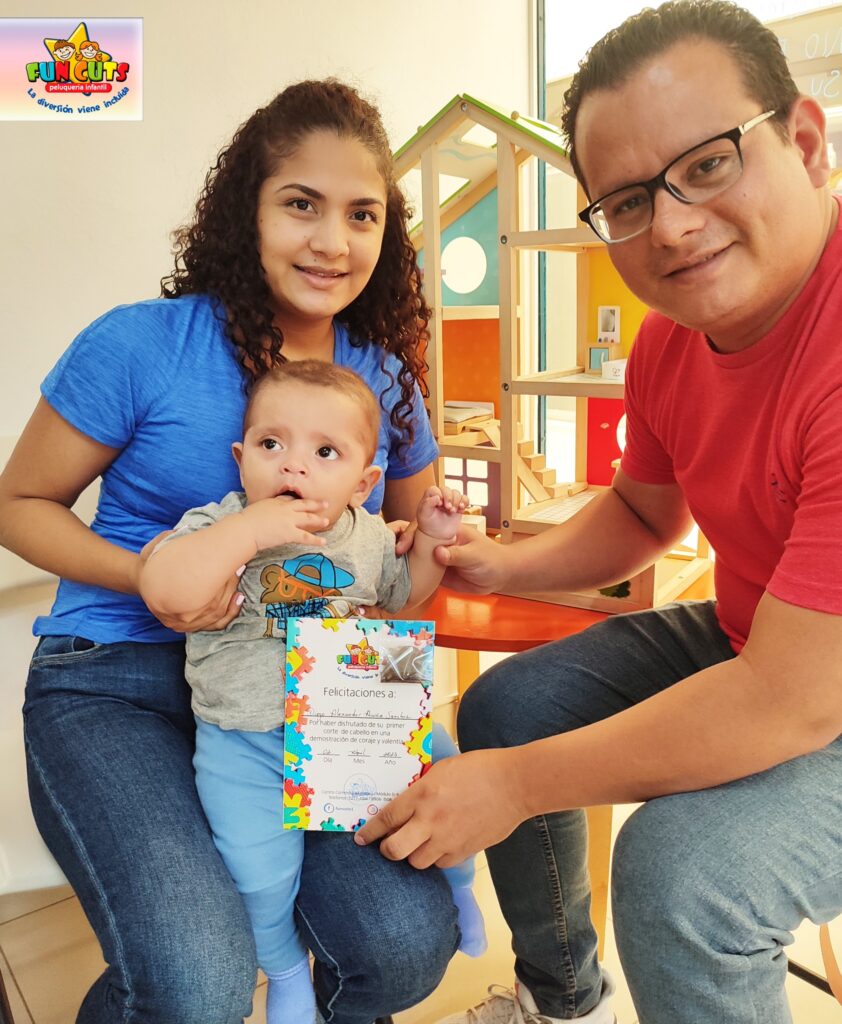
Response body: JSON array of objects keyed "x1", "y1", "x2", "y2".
[{"x1": 445, "y1": 457, "x2": 489, "y2": 509}]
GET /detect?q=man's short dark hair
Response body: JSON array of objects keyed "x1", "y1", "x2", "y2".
[{"x1": 562, "y1": 0, "x2": 800, "y2": 189}]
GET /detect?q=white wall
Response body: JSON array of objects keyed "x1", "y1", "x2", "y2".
[
  {"x1": 0, "y1": 0, "x2": 532, "y2": 889},
  {"x1": 0, "y1": 0, "x2": 533, "y2": 588}
]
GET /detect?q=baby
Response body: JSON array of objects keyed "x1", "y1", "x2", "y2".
[{"x1": 141, "y1": 360, "x2": 485, "y2": 1023}]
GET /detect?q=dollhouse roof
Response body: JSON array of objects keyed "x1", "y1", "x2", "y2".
[{"x1": 393, "y1": 94, "x2": 573, "y2": 232}]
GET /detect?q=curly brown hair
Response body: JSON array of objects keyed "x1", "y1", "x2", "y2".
[{"x1": 160, "y1": 78, "x2": 430, "y2": 445}]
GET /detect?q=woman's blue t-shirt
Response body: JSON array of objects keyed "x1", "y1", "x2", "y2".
[{"x1": 35, "y1": 294, "x2": 438, "y2": 643}]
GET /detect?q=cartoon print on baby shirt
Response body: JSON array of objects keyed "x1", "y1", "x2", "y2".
[{"x1": 260, "y1": 553, "x2": 356, "y2": 637}]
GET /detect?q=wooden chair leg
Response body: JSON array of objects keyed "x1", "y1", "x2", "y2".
[
  {"x1": 0, "y1": 967, "x2": 15, "y2": 1024},
  {"x1": 820, "y1": 922, "x2": 842, "y2": 1004},
  {"x1": 586, "y1": 804, "x2": 613, "y2": 960}
]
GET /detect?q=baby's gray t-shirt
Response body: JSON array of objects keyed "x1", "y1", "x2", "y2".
[{"x1": 169, "y1": 491, "x2": 411, "y2": 731}]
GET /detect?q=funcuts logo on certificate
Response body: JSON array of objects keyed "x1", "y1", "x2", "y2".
[{"x1": 283, "y1": 618, "x2": 434, "y2": 832}]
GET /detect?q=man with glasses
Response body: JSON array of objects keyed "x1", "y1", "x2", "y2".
[{"x1": 355, "y1": 1, "x2": 842, "y2": 1022}]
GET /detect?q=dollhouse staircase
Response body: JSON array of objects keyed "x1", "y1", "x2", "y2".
[
  {"x1": 440, "y1": 419, "x2": 584, "y2": 505},
  {"x1": 517, "y1": 439, "x2": 586, "y2": 502}
]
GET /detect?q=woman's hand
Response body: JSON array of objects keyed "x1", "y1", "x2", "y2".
[
  {"x1": 138, "y1": 532, "x2": 244, "y2": 633},
  {"x1": 385, "y1": 518, "x2": 416, "y2": 557},
  {"x1": 354, "y1": 748, "x2": 525, "y2": 868}
]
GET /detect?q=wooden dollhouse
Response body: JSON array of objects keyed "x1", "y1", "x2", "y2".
[{"x1": 395, "y1": 94, "x2": 711, "y2": 613}]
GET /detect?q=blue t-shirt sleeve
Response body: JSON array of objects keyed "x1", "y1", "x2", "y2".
[{"x1": 41, "y1": 304, "x2": 164, "y2": 448}]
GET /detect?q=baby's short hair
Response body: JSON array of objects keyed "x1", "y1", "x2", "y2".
[{"x1": 246, "y1": 361, "x2": 381, "y2": 461}]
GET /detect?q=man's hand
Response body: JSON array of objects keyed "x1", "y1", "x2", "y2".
[
  {"x1": 354, "y1": 748, "x2": 525, "y2": 868},
  {"x1": 241, "y1": 497, "x2": 329, "y2": 552},
  {"x1": 434, "y1": 525, "x2": 512, "y2": 594},
  {"x1": 416, "y1": 485, "x2": 469, "y2": 543}
]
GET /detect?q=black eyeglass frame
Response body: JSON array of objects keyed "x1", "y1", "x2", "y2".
[{"x1": 577, "y1": 109, "x2": 778, "y2": 244}]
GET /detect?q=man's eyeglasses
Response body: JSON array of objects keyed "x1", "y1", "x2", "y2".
[{"x1": 578, "y1": 110, "x2": 777, "y2": 244}]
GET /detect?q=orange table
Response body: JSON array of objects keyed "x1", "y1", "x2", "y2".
[
  {"x1": 418, "y1": 586, "x2": 608, "y2": 694},
  {"x1": 416, "y1": 587, "x2": 613, "y2": 954}
]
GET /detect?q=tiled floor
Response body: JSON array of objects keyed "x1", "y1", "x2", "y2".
[{"x1": 2, "y1": 842, "x2": 840, "y2": 1023}]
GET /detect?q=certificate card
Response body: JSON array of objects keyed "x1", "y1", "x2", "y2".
[{"x1": 283, "y1": 617, "x2": 434, "y2": 832}]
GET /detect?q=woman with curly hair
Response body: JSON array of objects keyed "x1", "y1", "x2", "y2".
[{"x1": 0, "y1": 79, "x2": 457, "y2": 1023}]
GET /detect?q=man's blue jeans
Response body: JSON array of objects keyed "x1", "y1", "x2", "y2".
[
  {"x1": 457, "y1": 600, "x2": 842, "y2": 1023},
  {"x1": 23, "y1": 636, "x2": 459, "y2": 1024}
]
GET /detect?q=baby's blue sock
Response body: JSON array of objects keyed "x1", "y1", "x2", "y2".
[
  {"x1": 451, "y1": 885, "x2": 488, "y2": 957},
  {"x1": 265, "y1": 954, "x2": 315, "y2": 1024},
  {"x1": 432, "y1": 724, "x2": 487, "y2": 957}
]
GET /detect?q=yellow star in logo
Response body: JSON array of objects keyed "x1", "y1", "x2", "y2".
[{"x1": 346, "y1": 636, "x2": 372, "y2": 657}]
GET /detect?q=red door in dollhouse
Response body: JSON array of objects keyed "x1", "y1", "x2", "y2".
[{"x1": 586, "y1": 397, "x2": 625, "y2": 486}]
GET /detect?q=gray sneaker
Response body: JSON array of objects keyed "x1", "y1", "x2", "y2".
[
  {"x1": 434, "y1": 984, "x2": 562, "y2": 1023},
  {"x1": 433, "y1": 975, "x2": 618, "y2": 1024}
]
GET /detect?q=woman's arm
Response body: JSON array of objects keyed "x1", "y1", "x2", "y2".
[
  {"x1": 0, "y1": 399, "x2": 141, "y2": 593},
  {"x1": 381, "y1": 463, "x2": 437, "y2": 557},
  {"x1": 140, "y1": 497, "x2": 329, "y2": 616},
  {"x1": 0, "y1": 399, "x2": 245, "y2": 632},
  {"x1": 381, "y1": 463, "x2": 436, "y2": 525}
]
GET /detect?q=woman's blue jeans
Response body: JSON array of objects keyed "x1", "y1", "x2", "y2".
[
  {"x1": 457, "y1": 600, "x2": 842, "y2": 1024},
  {"x1": 22, "y1": 635, "x2": 459, "y2": 1024}
]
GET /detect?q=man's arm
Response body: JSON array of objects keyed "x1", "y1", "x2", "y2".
[
  {"x1": 519, "y1": 592, "x2": 842, "y2": 808},
  {"x1": 436, "y1": 469, "x2": 692, "y2": 596},
  {"x1": 355, "y1": 591, "x2": 842, "y2": 867}
]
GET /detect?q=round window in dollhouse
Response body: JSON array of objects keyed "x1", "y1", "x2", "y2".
[
  {"x1": 441, "y1": 236, "x2": 487, "y2": 294},
  {"x1": 616, "y1": 414, "x2": 627, "y2": 452}
]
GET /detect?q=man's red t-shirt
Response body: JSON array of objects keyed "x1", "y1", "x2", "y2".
[{"x1": 621, "y1": 201, "x2": 842, "y2": 652}]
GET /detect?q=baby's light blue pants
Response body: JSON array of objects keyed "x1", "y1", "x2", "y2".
[{"x1": 195, "y1": 718, "x2": 469, "y2": 973}]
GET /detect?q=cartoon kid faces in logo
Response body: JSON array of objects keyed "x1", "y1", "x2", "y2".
[
  {"x1": 337, "y1": 637, "x2": 380, "y2": 670},
  {"x1": 26, "y1": 21, "x2": 129, "y2": 91}
]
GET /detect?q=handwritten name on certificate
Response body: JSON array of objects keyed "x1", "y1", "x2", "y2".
[{"x1": 283, "y1": 617, "x2": 434, "y2": 832}]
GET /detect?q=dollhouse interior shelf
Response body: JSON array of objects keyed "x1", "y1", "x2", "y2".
[
  {"x1": 511, "y1": 371, "x2": 625, "y2": 399},
  {"x1": 521, "y1": 489, "x2": 598, "y2": 524},
  {"x1": 438, "y1": 441, "x2": 502, "y2": 461},
  {"x1": 505, "y1": 227, "x2": 601, "y2": 251},
  {"x1": 442, "y1": 305, "x2": 501, "y2": 320},
  {"x1": 511, "y1": 488, "x2": 604, "y2": 536}
]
